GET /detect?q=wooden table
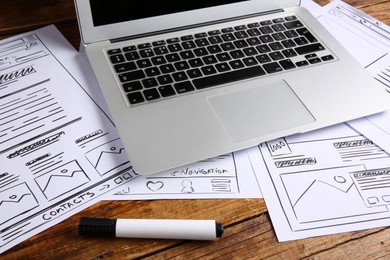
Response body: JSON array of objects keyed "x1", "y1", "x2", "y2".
[{"x1": 1, "y1": 0, "x2": 389, "y2": 259}]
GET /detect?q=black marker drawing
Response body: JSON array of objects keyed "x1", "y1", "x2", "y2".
[
  {"x1": 85, "y1": 138, "x2": 130, "y2": 176},
  {"x1": 34, "y1": 160, "x2": 90, "y2": 201},
  {"x1": 0, "y1": 34, "x2": 47, "y2": 71},
  {"x1": 146, "y1": 181, "x2": 164, "y2": 192},
  {"x1": 280, "y1": 167, "x2": 387, "y2": 229},
  {"x1": 0, "y1": 27, "x2": 140, "y2": 254},
  {"x1": 253, "y1": 126, "x2": 390, "y2": 241},
  {"x1": 0, "y1": 172, "x2": 19, "y2": 189},
  {"x1": 28, "y1": 152, "x2": 63, "y2": 175},
  {"x1": 181, "y1": 180, "x2": 194, "y2": 193},
  {"x1": 0, "y1": 79, "x2": 71, "y2": 152},
  {"x1": 121, "y1": 153, "x2": 241, "y2": 196},
  {"x1": 0, "y1": 183, "x2": 39, "y2": 226}
]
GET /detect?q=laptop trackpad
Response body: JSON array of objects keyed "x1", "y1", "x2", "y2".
[{"x1": 208, "y1": 80, "x2": 315, "y2": 142}]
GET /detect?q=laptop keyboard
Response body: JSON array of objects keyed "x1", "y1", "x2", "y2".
[{"x1": 107, "y1": 15, "x2": 335, "y2": 105}]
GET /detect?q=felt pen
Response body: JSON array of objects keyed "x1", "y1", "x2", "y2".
[{"x1": 79, "y1": 217, "x2": 224, "y2": 240}]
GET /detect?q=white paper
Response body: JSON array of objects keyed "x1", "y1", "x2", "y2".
[
  {"x1": 248, "y1": 123, "x2": 390, "y2": 241},
  {"x1": 315, "y1": 0, "x2": 390, "y2": 92},
  {"x1": 110, "y1": 149, "x2": 262, "y2": 199},
  {"x1": 0, "y1": 25, "x2": 138, "y2": 254},
  {"x1": 348, "y1": 111, "x2": 390, "y2": 153}
]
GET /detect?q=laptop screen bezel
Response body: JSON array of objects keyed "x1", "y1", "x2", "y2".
[{"x1": 74, "y1": 0, "x2": 300, "y2": 44}]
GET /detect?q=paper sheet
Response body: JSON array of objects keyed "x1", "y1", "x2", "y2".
[
  {"x1": 110, "y1": 149, "x2": 262, "y2": 199},
  {"x1": 248, "y1": 123, "x2": 390, "y2": 241},
  {"x1": 0, "y1": 25, "x2": 139, "y2": 254},
  {"x1": 315, "y1": 0, "x2": 390, "y2": 77}
]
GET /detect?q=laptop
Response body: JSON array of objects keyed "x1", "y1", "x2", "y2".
[{"x1": 74, "y1": 0, "x2": 390, "y2": 175}]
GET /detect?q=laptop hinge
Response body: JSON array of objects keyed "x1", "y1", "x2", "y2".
[{"x1": 110, "y1": 9, "x2": 284, "y2": 43}]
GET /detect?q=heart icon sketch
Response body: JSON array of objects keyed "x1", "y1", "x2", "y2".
[{"x1": 146, "y1": 181, "x2": 164, "y2": 192}]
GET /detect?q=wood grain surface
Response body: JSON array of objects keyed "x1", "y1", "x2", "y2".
[{"x1": 1, "y1": 0, "x2": 389, "y2": 259}]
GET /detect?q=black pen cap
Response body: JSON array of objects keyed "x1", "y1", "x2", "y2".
[
  {"x1": 79, "y1": 217, "x2": 116, "y2": 237},
  {"x1": 216, "y1": 222, "x2": 224, "y2": 238}
]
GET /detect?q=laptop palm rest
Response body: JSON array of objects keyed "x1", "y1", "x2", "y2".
[{"x1": 208, "y1": 80, "x2": 315, "y2": 142}]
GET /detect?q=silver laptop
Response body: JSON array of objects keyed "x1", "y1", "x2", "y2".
[{"x1": 74, "y1": 0, "x2": 390, "y2": 175}]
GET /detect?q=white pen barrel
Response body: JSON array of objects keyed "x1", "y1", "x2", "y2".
[{"x1": 116, "y1": 219, "x2": 219, "y2": 240}]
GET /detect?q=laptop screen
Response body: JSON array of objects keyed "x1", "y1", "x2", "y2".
[{"x1": 89, "y1": 0, "x2": 250, "y2": 27}]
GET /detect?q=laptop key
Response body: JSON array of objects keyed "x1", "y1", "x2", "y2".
[
  {"x1": 308, "y1": 58, "x2": 322, "y2": 64},
  {"x1": 296, "y1": 28, "x2": 318, "y2": 43},
  {"x1": 125, "y1": 51, "x2": 140, "y2": 61},
  {"x1": 263, "y1": 62, "x2": 283, "y2": 73},
  {"x1": 193, "y1": 66, "x2": 266, "y2": 89},
  {"x1": 158, "y1": 85, "x2": 176, "y2": 97},
  {"x1": 279, "y1": 59, "x2": 296, "y2": 70},
  {"x1": 215, "y1": 62, "x2": 231, "y2": 72},
  {"x1": 123, "y1": 81, "x2": 142, "y2": 92},
  {"x1": 127, "y1": 91, "x2": 145, "y2": 104},
  {"x1": 174, "y1": 81, "x2": 195, "y2": 93},
  {"x1": 143, "y1": 88, "x2": 161, "y2": 101},
  {"x1": 284, "y1": 20, "x2": 304, "y2": 29},
  {"x1": 296, "y1": 60, "x2": 309, "y2": 67},
  {"x1": 119, "y1": 70, "x2": 145, "y2": 82},
  {"x1": 295, "y1": 43, "x2": 325, "y2": 55},
  {"x1": 114, "y1": 62, "x2": 136, "y2": 73},
  {"x1": 110, "y1": 54, "x2": 125, "y2": 64},
  {"x1": 321, "y1": 55, "x2": 334, "y2": 61},
  {"x1": 107, "y1": 48, "x2": 121, "y2": 55}
]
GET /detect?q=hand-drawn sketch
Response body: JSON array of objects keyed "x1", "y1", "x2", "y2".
[
  {"x1": 85, "y1": 138, "x2": 130, "y2": 176},
  {"x1": 0, "y1": 183, "x2": 39, "y2": 226},
  {"x1": 317, "y1": 0, "x2": 390, "y2": 92},
  {"x1": 112, "y1": 150, "x2": 262, "y2": 199},
  {"x1": 34, "y1": 160, "x2": 90, "y2": 201},
  {"x1": 0, "y1": 26, "x2": 137, "y2": 254},
  {"x1": 249, "y1": 123, "x2": 390, "y2": 241}
]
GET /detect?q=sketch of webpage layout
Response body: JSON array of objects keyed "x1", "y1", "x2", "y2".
[
  {"x1": 109, "y1": 149, "x2": 262, "y2": 200},
  {"x1": 311, "y1": 0, "x2": 390, "y2": 92},
  {"x1": 248, "y1": 122, "x2": 390, "y2": 241},
  {"x1": 0, "y1": 26, "x2": 138, "y2": 254}
]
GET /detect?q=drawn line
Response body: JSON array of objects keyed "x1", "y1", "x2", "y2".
[
  {"x1": 0, "y1": 193, "x2": 32, "y2": 206},
  {"x1": 0, "y1": 169, "x2": 132, "y2": 236},
  {"x1": 0, "y1": 78, "x2": 50, "y2": 100},
  {"x1": 0, "y1": 97, "x2": 21, "y2": 109},
  {"x1": 0, "y1": 117, "x2": 81, "y2": 155},
  {"x1": 24, "y1": 96, "x2": 54, "y2": 110},
  {"x1": 0, "y1": 124, "x2": 45, "y2": 146},
  {"x1": 0, "y1": 222, "x2": 31, "y2": 241},
  {"x1": 78, "y1": 132, "x2": 109, "y2": 147},
  {"x1": 32, "y1": 160, "x2": 63, "y2": 175},
  {"x1": 1, "y1": 93, "x2": 51, "y2": 114},
  {"x1": 94, "y1": 148, "x2": 126, "y2": 168},
  {"x1": 0, "y1": 94, "x2": 38, "y2": 113},
  {"x1": 11, "y1": 109, "x2": 65, "y2": 132},
  {"x1": 29, "y1": 152, "x2": 62, "y2": 169},
  {"x1": 0, "y1": 175, "x2": 20, "y2": 189},
  {"x1": 40, "y1": 170, "x2": 84, "y2": 193},
  {"x1": 20, "y1": 138, "x2": 61, "y2": 158},
  {"x1": 292, "y1": 180, "x2": 354, "y2": 208}
]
